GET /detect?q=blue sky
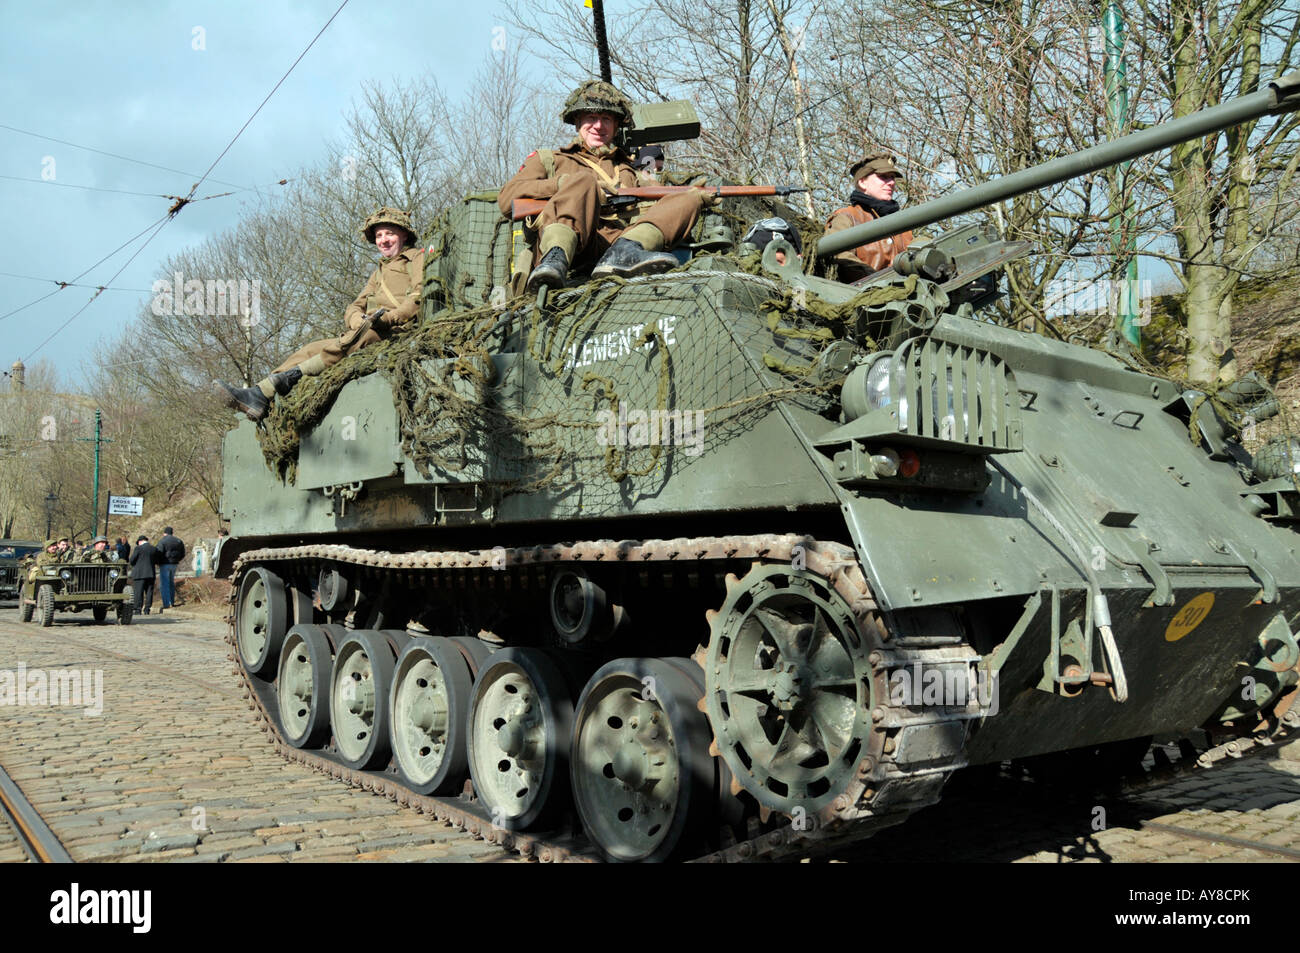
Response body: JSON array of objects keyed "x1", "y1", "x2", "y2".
[{"x1": 0, "y1": 0, "x2": 531, "y2": 380}]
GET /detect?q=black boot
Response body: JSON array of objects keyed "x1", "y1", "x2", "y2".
[
  {"x1": 527, "y1": 246, "x2": 570, "y2": 292},
  {"x1": 213, "y1": 380, "x2": 271, "y2": 422},
  {"x1": 591, "y1": 239, "x2": 679, "y2": 279},
  {"x1": 270, "y1": 367, "x2": 302, "y2": 396}
]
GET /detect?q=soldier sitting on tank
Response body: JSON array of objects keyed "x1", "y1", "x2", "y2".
[
  {"x1": 742, "y1": 217, "x2": 803, "y2": 266},
  {"x1": 214, "y1": 207, "x2": 425, "y2": 423},
  {"x1": 499, "y1": 81, "x2": 709, "y2": 293},
  {"x1": 823, "y1": 151, "x2": 913, "y2": 283}
]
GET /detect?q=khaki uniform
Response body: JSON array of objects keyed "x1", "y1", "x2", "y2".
[
  {"x1": 32, "y1": 545, "x2": 60, "y2": 576},
  {"x1": 275, "y1": 246, "x2": 426, "y2": 376},
  {"x1": 824, "y1": 204, "x2": 913, "y2": 282},
  {"x1": 82, "y1": 549, "x2": 113, "y2": 564},
  {"x1": 498, "y1": 140, "x2": 703, "y2": 268}
]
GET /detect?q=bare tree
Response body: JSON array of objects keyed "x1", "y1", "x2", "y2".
[{"x1": 1128, "y1": 0, "x2": 1300, "y2": 385}]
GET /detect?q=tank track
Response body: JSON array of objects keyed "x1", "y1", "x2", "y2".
[
  {"x1": 225, "y1": 533, "x2": 980, "y2": 862},
  {"x1": 225, "y1": 533, "x2": 1300, "y2": 861}
]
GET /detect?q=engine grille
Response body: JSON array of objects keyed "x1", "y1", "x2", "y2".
[{"x1": 65, "y1": 565, "x2": 113, "y2": 595}]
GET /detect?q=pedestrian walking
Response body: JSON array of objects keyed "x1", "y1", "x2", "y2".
[
  {"x1": 156, "y1": 527, "x2": 186, "y2": 610},
  {"x1": 130, "y1": 535, "x2": 159, "y2": 615}
]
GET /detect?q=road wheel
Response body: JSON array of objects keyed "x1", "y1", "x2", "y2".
[
  {"x1": 17, "y1": 590, "x2": 32, "y2": 623},
  {"x1": 117, "y1": 587, "x2": 134, "y2": 626},
  {"x1": 330, "y1": 630, "x2": 399, "y2": 770},
  {"x1": 571, "y1": 657, "x2": 715, "y2": 862},
  {"x1": 390, "y1": 636, "x2": 475, "y2": 795},
  {"x1": 92, "y1": 605, "x2": 108, "y2": 624},
  {"x1": 235, "y1": 567, "x2": 288, "y2": 679},
  {"x1": 36, "y1": 586, "x2": 54, "y2": 627},
  {"x1": 277, "y1": 624, "x2": 334, "y2": 749},
  {"x1": 467, "y1": 648, "x2": 574, "y2": 831}
]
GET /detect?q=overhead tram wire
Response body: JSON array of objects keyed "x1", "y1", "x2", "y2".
[
  {"x1": 0, "y1": 212, "x2": 172, "y2": 324},
  {"x1": 180, "y1": 0, "x2": 350, "y2": 205},
  {"x1": 0, "y1": 272, "x2": 151, "y2": 294},
  {"x1": 23, "y1": 215, "x2": 172, "y2": 361},
  {"x1": 21, "y1": 0, "x2": 349, "y2": 360},
  {"x1": 0, "y1": 174, "x2": 168, "y2": 198},
  {"x1": 0, "y1": 173, "x2": 244, "y2": 204},
  {"x1": 0, "y1": 122, "x2": 250, "y2": 192}
]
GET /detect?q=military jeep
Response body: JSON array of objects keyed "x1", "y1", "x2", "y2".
[
  {"x1": 18, "y1": 557, "x2": 134, "y2": 626},
  {"x1": 0, "y1": 540, "x2": 41, "y2": 602}
]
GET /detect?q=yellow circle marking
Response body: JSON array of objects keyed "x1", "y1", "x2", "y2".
[{"x1": 1165, "y1": 592, "x2": 1215, "y2": 642}]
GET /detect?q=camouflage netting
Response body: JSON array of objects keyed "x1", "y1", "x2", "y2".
[{"x1": 254, "y1": 193, "x2": 919, "y2": 501}]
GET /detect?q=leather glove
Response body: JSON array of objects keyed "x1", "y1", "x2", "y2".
[{"x1": 368, "y1": 308, "x2": 390, "y2": 327}]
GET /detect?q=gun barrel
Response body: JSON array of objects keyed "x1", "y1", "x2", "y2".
[{"x1": 814, "y1": 71, "x2": 1300, "y2": 259}]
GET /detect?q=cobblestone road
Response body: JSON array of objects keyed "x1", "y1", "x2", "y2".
[
  {"x1": 0, "y1": 610, "x2": 512, "y2": 863},
  {"x1": 0, "y1": 609, "x2": 1295, "y2": 863},
  {"x1": 0, "y1": 797, "x2": 32, "y2": 863}
]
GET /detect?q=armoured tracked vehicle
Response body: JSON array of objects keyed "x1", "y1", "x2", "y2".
[{"x1": 219, "y1": 74, "x2": 1300, "y2": 862}]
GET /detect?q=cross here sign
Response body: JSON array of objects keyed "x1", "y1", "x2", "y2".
[{"x1": 108, "y1": 495, "x2": 144, "y2": 516}]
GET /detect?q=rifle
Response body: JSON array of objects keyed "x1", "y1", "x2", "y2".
[{"x1": 509, "y1": 185, "x2": 808, "y2": 221}]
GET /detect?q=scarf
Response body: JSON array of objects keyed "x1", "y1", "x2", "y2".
[{"x1": 850, "y1": 189, "x2": 899, "y2": 217}]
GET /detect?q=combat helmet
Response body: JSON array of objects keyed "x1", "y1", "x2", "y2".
[
  {"x1": 360, "y1": 207, "x2": 418, "y2": 245},
  {"x1": 561, "y1": 80, "x2": 633, "y2": 126}
]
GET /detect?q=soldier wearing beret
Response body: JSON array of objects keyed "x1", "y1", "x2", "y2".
[
  {"x1": 823, "y1": 151, "x2": 914, "y2": 282},
  {"x1": 498, "y1": 80, "x2": 708, "y2": 293},
  {"x1": 215, "y1": 207, "x2": 425, "y2": 422}
]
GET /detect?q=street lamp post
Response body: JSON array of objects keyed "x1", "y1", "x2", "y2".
[{"x1": 44, "y1": 492, "x2": 58, "y2": 539}]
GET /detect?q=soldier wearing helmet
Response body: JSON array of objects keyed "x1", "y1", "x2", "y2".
[
  {"x1": 823, "y1": 151, "x2": 914, "y2": 282},
  {"x1": 214, "y1": 207, "x2": 425, "y2": 422},
  {"x1": 498, "y1": 80, "x2": 708, "y2": 292},
  {"x1": 82, "y1": 535, "x2": 114, "y2": 563}
]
